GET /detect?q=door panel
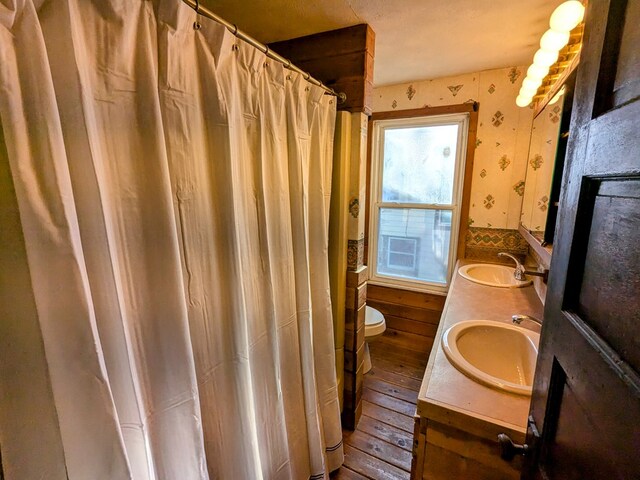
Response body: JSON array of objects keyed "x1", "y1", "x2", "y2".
[
  {"x1": 526, "y1": 0, "x2": 640, "y2": 478},
  {"x1": 584, "y1": 100, "x2": 640, "y2": 175},
  {"x1": 576, "y1": 179, "x2": 640, "y2": 370},
  {"x1": 613, "y1": 0, "x2": 640, "y2": 105},
  {"x1": 538, "y1": 313, "x2": 640, "y2": 480}
]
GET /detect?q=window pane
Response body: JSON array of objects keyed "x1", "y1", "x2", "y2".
[
  {"x1": 389, "y1": 237, "x2": 416, "y2": 254},
  {"x1": 377, "y1": 208, "x2": 452, "y2": 284},
  {"x1": 389, "y1": 252, "x2": 415, "y2": 269},
  {"x1": 382, "y1": 125, "x2": 459, "y2": 204}
]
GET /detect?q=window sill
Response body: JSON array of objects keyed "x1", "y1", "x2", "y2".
[{"x1": 367, "y1": 278, "x2": 449, "y2": 296}]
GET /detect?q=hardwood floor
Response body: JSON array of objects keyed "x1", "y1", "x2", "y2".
[{"x1": 332, "y1": 341, "x2": 428, "y2": 480}]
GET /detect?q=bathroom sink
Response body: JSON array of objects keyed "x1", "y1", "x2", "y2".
[
  {"x1": 458, "y1": 263, "x2": 532, "y2": 288},
  {"x1": 442, "y1": 320, "x2": 539, "y2": 396}
]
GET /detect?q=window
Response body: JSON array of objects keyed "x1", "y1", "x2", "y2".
[
  {"x1": 368, "y1": 113, "x2": 469, "y2": 292},
  {"x1": 381, "y1": 235, "x2": 419, "y2": 274}
]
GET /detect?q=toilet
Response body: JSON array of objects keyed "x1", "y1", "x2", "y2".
[{"x1": 363, "y1": 306, "x2": 387, "y2": 374}]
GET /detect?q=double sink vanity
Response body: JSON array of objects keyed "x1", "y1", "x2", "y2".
[
  {"x1": 411, "y1": 259, "x2": 543, "y2": 480},
  {"x1": 408, "y1": 41, "x2": 576, "y2": 480}
]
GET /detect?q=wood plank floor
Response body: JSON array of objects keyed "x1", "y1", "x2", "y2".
[{"x1": 332, "y1": 342, "x2": 428, "y2": 480}]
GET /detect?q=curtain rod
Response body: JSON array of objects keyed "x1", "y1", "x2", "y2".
[{"x1": 182, "y1": 0, "x2": 347, "y2": 104}]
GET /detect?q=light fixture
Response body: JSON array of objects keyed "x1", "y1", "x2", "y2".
[
  {"x1": 516, "y1": 1, "x2": 584, "y2": 109},
  {"x1": 533, "y1": 49, "x2": 559, "y2": 68},
  {"x1": 522, "y1": 77, "x2": 542, "y2": 91},
  {"x1": 527, "y1": 64, "x2": 549, "y2": 81},
  {"x1": 540, "y1": 29, "x2": 570, "y2": 51},
  {"x1": 516, "y1": 95, "x2": 532, "y2": 107},
  {"x1": 520, "y1": 86, "x2": 539, "y2": 98},
  {"x1": 550, "y1": 1, "x2": 585, "y2": 32},
  {"x1": 548, "y1": 86, "x2": 566, "y2": 105}
]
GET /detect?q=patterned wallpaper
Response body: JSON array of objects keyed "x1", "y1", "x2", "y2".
[
  {"x1": 520, "y1": 96, "x2": 564, "y2": 234},
  {"x1": 373, "y1": 66, "x2": 534, "y2": 231}
]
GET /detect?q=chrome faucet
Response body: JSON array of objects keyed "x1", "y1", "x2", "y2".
[
  {"x1": 498, "y1": 252, "x2": 549, "y2": 282},
  {"x1": 498, "y1": 252, "x2": 526, "y2": 280},
  {"x1": 512, "y1": 314, "x2": 542, "y2": 327}
]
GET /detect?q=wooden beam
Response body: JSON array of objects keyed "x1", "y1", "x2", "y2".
[{"x1": 269, "y1": 24, "x2": 375, "y2": 115}]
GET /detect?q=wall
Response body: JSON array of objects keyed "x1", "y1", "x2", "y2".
[
  {"x1": 364, "y1": 67, "x2": 534, "y2": 356},
  {"x1": 342, "y1": 112, "x2": 370, "y2": 429},
  {"x1": 367, "y1": 285, "x2": 445, "y2": 356},
  {"x1": 329, "y1": 111, "x2": 352, "y2": 412},
  {"x1": 373, "y1": 66, "x2": 534, "y2": 261}
]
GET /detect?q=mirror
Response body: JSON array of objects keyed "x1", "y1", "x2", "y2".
[{"x1": 520, "y1": 72, "x2": 576, "y2": 247}]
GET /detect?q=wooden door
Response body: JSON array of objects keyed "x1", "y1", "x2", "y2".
[{"x1": 524, "y1": 0, "x2": 640, "y2": 478}]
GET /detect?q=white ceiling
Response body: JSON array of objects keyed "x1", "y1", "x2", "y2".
[{"x1": 200, "y1": 0, "x2": 565, "y2": 86}]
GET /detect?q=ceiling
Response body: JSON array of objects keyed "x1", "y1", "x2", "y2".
[{"x1": 199, "y1": 0, "x2": 565, "y2": 87}]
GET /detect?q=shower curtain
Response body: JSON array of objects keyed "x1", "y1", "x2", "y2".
[{"x1": 0, "y1": 0, "x2": 342, "y2": 479}]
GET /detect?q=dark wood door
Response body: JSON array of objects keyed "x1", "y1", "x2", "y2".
[{"x1": 525, "y1": 0, "x2": 640, "y2": 478}]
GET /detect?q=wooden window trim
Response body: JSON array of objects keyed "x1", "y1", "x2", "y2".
[{"x1": 365, "y1": 103, "x2": 479, "y2": 271}]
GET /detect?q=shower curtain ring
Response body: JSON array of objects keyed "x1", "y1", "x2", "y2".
[{"x1": 193, "y1": 0, "x2": 202, "y2": 30}]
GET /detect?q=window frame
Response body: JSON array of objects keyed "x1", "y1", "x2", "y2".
[
  {"x1": 383, "y1": 235, "x2": 419, "y2": 273},
  {"x1": 368, "y1": 112, "x2": 471, "y2": 294}
]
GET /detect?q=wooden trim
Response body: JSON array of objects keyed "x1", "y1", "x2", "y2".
[
  {"x1": 366, "y1": 299, "x2": 442, "y2": 325},
  {"x1": 367, "y1": 284, "x2": 446, "y2": 311},
  {"x1": 411, "y1": 415, "x2": 428, "y2": 480},
  {"x1": 346, "y1": 265, "x2": 368, "y2": 288},
  {"x1": 364, "y1": 113, "x2": 373, "y2": 262},
  {"x1": 534, "y1": 52, "x2": 581, "y2": 117},
  {"x1": 458, "y1": 106, "x2": 479, "y2": 259},
  {"x1": 518, "y1": 224, "x2": 552, "y2": 266},
  {"x1": 369, "y1": 103, "x2": 477, "y2": 121},
  {"x1": 268, "y1": 24, "x2": 375, "y2": 114},
  {"x1": 365, "y1": 103, "x2": 479, "y2": 266},
  {"x1": 378, "y1": 329, "x2": 435, "y2": 354},
  {"x1": 383, "y1": 315, "x2": 439, "y2": 338}
]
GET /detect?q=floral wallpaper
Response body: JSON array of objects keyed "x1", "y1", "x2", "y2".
[{"x1": 373, "y1": 66, "x2": 534, "y2": 231}]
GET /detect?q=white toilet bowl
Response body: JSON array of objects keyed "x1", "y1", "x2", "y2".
[{"x1": 363, "y1": 306, "x2": 386, "y2": 374}]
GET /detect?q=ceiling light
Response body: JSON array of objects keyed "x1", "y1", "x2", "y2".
[
  {"x1": 516, "y1": 95, "x2": 532, "y2": 107},
  {"x1": 533, "y1": 48, "x2": 559, "y2": 68},
  {"x1": 540, "y1": 29, "x2": 570, "y2": 51},
  {"x1": 522, "y1": 77, "x2": 542, "y2": 91},
  {"x1": 549, "y1": 1, "x2": 585, "y2": 32},
  {"x1": 520, "y1": 82, "x2": 539, "y2": 97},
  {"x1": 527, "y1": 64, "x2": 549, "y2": 80},
  {"x1": 515, "y1": 1, "x2": 584, "y2": 108},
  {"x1": 520, "y1": 85, "x2": 539, "y2": 97}
]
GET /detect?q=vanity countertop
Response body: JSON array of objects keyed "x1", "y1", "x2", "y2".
[{"x1": 417, "y1": 259, "x2": 544, "y2": 441}]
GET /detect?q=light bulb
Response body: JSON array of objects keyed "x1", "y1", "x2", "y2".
[
  {"x1": 522, "y1": 77, "x2": 542, "y2": 91},
  {"x1": 533, "y1": 48, "x2": 559, "y2": 68},
  {"x1": 520, "y1": 82, "x2": 539, "y2": 97},
  {"x1": 549, "y1": 1, "x2": 585, "y2": 32},
  {"x1": 520, "y1": 85, "x2": 539, "y2": 97},
  {"x1": 548, "y1": 86, "x2": 566, "y2": 105},
  {"x1": 527, "y1": 64, "x2": 549, "y2": 80},
  {"x1": 516, "y1": 95, "x2": 532, "y2": 107},
  {"x1": 540, "y1": 29, "x2": 570, "y2": 51}
]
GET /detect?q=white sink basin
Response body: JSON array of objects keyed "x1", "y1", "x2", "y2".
[
  {"x1": 442, "y1": 320, "x2": 539, "y2": 396},
  {"x1": 458, "y1": 263, "x2": 532, "y2": 288}
]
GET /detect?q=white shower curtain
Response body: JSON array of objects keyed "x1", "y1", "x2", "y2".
[{"x1": 0, "y1": 0, "x2": 342, "y2": 479}]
